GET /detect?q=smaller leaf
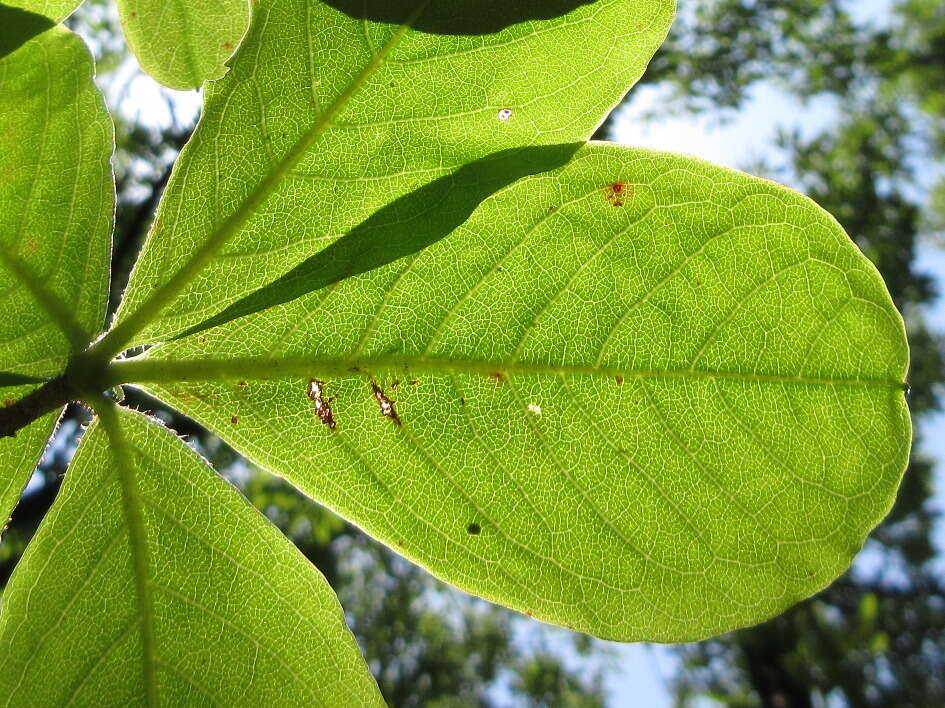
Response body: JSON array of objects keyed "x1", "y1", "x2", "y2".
[
  {"x1": 0, "y1": 406, "x2": 382, "y2": 706},
  {"x1": 0, "y1": 25, "x2": 114, "y2": 376},
  {"x1": 116, "y1": 0, "x2": 252, "y2": 89}
]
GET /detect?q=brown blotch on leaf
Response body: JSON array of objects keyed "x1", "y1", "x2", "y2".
[
  {"x1": 223, "y1": 40, "x2": 233, "y2": 50},
  {"x1": 3, "y1": 399, "x2": 14, "y2": 408},
  {"x1": 230, "y1": 415, "x2": 239, "y2": 425},
  {"x1": 524, "y1": 610, "x2": 535, "y2": 618},
  {"x1": 467, "y1": 523, "x2": 481, "y2": 535},
  {"x1": 615, "y1": 376, "x2": 624, "y2": 385},
  {"x1": 371, "y1": 381, "x2": 401, "y2": 426},
  {"x1": 409, "y1": 379, "x2": 419, "y2": 386},
  {"x1": 604, "y1": 181, "x2": 632, "y2": 207},
  {"x1": 488, "y1": 371, "x2": 506, "y2": 383},
  {"x1": 307, "y1": 379, "x2": 337, "y2": 430},
  {"x1": 237, "y1": 380, "x2": 248, "y2": 389}
]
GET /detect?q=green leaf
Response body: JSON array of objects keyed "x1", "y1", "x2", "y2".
[
  {"x1": 0, "y1": 5, "x2": 55, "y2": 59},
  {"x1": 0, "y1": 385, "x2": 59, "y2": 537},
  {"x1": 116, "y1": 0, "x2": 251, "y2": 90},
  {"x1": 112, "y1": 0, "x2": 675, "y2": 347},
  {"x1": 0, "y1": 404, "x2": 383, "y2": 705},
  {"x1": 0, "y1": 0, "x2": 80, "y2": 24},
  {"x1": 0, "y1": 26, "x2": 114, "y2": 376},
  {"x1": 124, "y1": 144, "x2": 911, "y2": 642}
]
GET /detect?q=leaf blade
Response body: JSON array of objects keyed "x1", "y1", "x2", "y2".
[
  {"x1": 0, "y1": 405, "x2": 383, "y2": 705},
  {"x1": 135, "y1": 144, "x2": 911, "y2": 642},
  {"x1": 0, "y1": 26, "x2": 114, "y2": 376},
  {"x1": 116, "y1": 0, "x2": 251, "y2": 89}
]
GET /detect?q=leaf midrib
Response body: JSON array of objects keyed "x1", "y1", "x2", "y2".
[{"x1": 108, "y1": 354, "x2": 907, "y2": 390}]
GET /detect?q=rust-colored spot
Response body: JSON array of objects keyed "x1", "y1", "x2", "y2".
[
  {"x1": 130, "y1": 10, "x2": 138, "y2": 18},
  {"x1": 230, "y1": 415, "x2": 238, "y2": 425},
  {"x1": 223, "y1": 40, "x2": 233, "y2": 50},
  {"x1": 604, "y1": 181, "x2": 632, "y2": 207},
  {"x1": 371, "y1": 381, "x2": 401, "y2": 426},
  {"x1": 615, "y1": 376, "x2": 624, "y2": 385},
  {"x1": 237, "y1": 380, "x2": 248, "y2": 389},
  {"x1": 307, "y1": 379, "x2": 336, "y2": 430},
  {"x1": 489, "y1": 371, "x2": 506, "y2": 383},
  {"x1": 409, "y1": 379, "x2": 419, "y2": 386},
  {"x1": 524, "y1": 610, "x2": 535, "y2": 618},
  {"x1": 3, "y1": 399, "x2": 14, "y2": 408}
]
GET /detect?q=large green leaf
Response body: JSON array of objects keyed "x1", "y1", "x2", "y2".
[
  {"x1": 113, "y1": 0, "x2": 675, "y2": 345},
  {"x1": 0, "y1": 404, "x2": 382, "y2": 705},
  {"x1": 0, "y1": 25, "x2": 114, "y2": 377},
  {"x1": 116, "y1": 0, "x2": 251, "y2": 89},
  {"x1": 121, "y1": 144, "x2": 911, "y2": 642}
]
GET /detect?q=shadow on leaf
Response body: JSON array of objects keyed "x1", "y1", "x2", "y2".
[
  {"x1": 319, "y1": 0, "x2": 598, "y2": 35},
  {"x1": 174, "y1": 142, "x2": 582, "y2": 341},
  {"x1": 0, "y1": 6, "x2": 55, "y2": 59}
]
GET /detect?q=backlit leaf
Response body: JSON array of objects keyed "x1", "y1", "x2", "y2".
[
  {"x1": 116, "y1": 0, "x2": 251, "y2": 89},
  {"x1": 0, "y1": 405, "x2": 382, "y2": 705},
  {"x1": 130, "y1": 144, "x2": 911, "y2": 642},
  {"x1": 0, "y1": 26, "x2": 114, "y2": 376}
]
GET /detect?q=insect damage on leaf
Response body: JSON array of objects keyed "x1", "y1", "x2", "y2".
[
  {"x1": 307, "y1": 379, "x2": 336, "y2": 430},
  {"x1": 467, "y1": 523, "x2": 481, "y2": 535},
  {"x1": 604, "y1": 181, "x2": 632, "y2": 207},
  {"x1": 370, "y1": 381, "x2": 401, "y2": 426},
  {"x1": 497, "y1": 108, "x2": 513, "y2": 121}
]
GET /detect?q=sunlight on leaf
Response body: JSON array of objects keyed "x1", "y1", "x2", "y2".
[
  {"x1": 0, "y1": 25, "x2": 113, "y2": 376},
  {"x1": 116, "y1": 0, "x2": 251, "y2": 90},
  {"x1": 0, "y1": 406, "x2": 383, "y2": 705},
  {"x1": 138, "y1": 144, "x2": 911, "y2": 642}
]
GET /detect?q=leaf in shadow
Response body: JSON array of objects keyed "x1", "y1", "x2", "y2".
[
  {"x1": 319, "y1": 0, "x2": 598, "y2": 35},
  {"x1": 0, "y1": 6, "x2": 55, "y2": 59},
  {"x1": 0, "y1": 371, "x2": 48, "y2": 388},
  {"x1": 173, "y1": 142, "x2": 582, "y2": 341}
]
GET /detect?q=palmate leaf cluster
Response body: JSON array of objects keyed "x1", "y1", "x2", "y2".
[{"x1": 0, "y1": 0, "x2": 912, "y2": 704}]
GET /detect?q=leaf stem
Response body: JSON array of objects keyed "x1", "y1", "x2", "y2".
[
  {"x1": 0, "y1": 375, "x2": 72, "y2": 438},
  {"x1": 89, "y1": 397, "x2": 158, "y2": 708},
  {"x1": 90, "y1": 0, "x2": 432, "y2": 362},
  {"x1": 0, "y1": 246, "x2": 89, "y2": 352},
  {"x1": 104, "y1": 354, "x2": 908, "y2": 391}
]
